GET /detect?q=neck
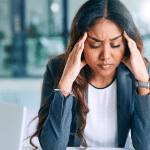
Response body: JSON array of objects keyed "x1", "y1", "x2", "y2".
[{"x1": 89, "y1": 69, "x2": 117, "y2": 89}]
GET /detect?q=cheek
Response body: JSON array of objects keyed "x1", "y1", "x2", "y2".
[
  {"x1": 114, "y1": 48, "x2": 125, "y2": 63},
  {"x1": 84, "y1": 44, "x2": 96, "y2": 62}
]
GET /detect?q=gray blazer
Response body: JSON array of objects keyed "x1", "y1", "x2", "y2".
[{"x1": 38, "y1": 56, "x2": 150, "y2": 150}]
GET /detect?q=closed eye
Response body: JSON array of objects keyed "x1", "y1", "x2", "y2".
[
  {"x1": 90, "y1": 44, "x2": 101, "y2": 49},
  {"x1": 90, "y1": 44, "x2": 121, "y2": 49},
  {"x1": 111, "y1": 44, "x2": 121, "y2": 48}
]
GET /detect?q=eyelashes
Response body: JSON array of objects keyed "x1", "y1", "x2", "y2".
[
  {"x1": 90, "y1": 44, "x2": 121, "y2": 49},
  {"x1": 111, "y1": 45, "x2": 121, "y2": 48},
  {"x1": 90, "y1": 45, "x2": 101, "y2": 49}
]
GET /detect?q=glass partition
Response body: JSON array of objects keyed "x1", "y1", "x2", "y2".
[
  {"x1": 0, "y1": 0, "x2": 13, "y2": 77},
  {"x1": 25, "y1": 0, "x2": 65, "y2": 77}
]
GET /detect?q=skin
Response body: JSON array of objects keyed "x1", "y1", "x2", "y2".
[
  {"x1": 84, "y1": 19, "x2": 126, "y2": 88},
  {"x1": 59, "y1": 19, "x2": 150, "y2": 97}
]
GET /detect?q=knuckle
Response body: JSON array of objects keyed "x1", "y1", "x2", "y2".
[
  {"x1": 130, "y1": 39, "x2": 135, "y2": 44},
  {"x1": 133, "y1": 41, "x2": 136, "y2": 45},
  {"x1": 76, "y1": 42, "x2": 81, "y2": 47},
  {"x1": 69, "y1": 51, "x2": 74, "y2": 57},
  {"x1": 131, "y1": 41, "x2": 136, "y2": 46}
]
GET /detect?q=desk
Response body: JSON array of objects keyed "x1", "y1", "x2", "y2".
[
  {"x1": 67, "y1": 148, "x2": 128, "y2": 150},
  {"x1": 23, "y1": 147, "x2": 129, "y2": 150}
]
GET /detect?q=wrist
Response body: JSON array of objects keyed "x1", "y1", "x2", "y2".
[
  {"x1": 137, "y1": 87, "x2": 150, "y2": 95},
  {"x1": 135, "y1": 78, "x2": 150, "y2": 90},
  {"x1": 136, "y1": 74, "x2": 149, "y2": 82},
  {"x1": 137, "y1": 78, "x2": 149, "y2": 82},
  {"x1": 58, "y1": 80, "x2": 73, "y2": 93},
  {"x1": 58, "y1": 80, "x2": 74, "y2": 98}
]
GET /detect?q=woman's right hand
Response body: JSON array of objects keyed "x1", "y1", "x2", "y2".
[{"x1": 59, "y1": 32, "x2": 87, "y2": 94}]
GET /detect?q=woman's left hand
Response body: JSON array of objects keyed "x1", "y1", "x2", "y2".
[{"x1": 122, "y1": 31, "x2": 149, "y2": 82}]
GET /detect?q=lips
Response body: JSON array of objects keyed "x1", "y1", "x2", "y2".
[
  {"x1": 97, "y1": 64, "x2": 113, "y2": 70},
  {"x1": 98, "y1": 64, "x2": 112, "y2": 66}
]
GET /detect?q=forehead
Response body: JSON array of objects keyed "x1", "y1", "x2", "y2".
[{"x1": 88, "y1": 19, "x2": 122, "y2": 40}]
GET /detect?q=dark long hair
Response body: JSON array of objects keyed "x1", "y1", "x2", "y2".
[{"x1": 26, "y1": 0, "x2": 148, "y2": 149}]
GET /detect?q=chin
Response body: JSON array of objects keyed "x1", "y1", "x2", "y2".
[
  {"x1": 93, "y1": 66, "x2": 116, "y2": 76},
  {"x1": 96, "y1": 71, "x2": 112, "y2": 76}
]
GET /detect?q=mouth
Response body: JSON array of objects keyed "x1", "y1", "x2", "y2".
[{"x1": 97, "y1": 64, "x2": 113, "y2": 70}]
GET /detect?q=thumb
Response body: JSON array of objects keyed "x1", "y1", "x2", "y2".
[{"x1": 80, "y1": 60, "x2": 87, "y2": 69}]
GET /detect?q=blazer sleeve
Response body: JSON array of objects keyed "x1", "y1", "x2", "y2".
[
  {"x1": 38, "y1": 59, "x2": 75, "y2": 150},
  {"x1": 131, "y1": 62, "x2": 150, "y2": 150}
]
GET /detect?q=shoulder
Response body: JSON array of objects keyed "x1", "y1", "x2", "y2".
[
  {"x1": 46, "y1": 55, "x2": 64, "y2": 77},
  {"x1": 47, "y1": 55, "x2": 63, "y2": 68}
]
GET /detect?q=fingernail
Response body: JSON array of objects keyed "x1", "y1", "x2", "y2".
[{"x1": 84, "y1": 32, "x2": 87, "y2": 38}]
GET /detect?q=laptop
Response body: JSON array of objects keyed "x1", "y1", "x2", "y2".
[{"x1": 0, "y1": 101, "x2": 26, "y2": 150}]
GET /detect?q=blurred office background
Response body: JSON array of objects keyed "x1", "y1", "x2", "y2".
[{"x1": 0, "y1": 0, "x2": 150, "y2": 148}]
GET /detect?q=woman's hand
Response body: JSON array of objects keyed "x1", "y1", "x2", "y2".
[
  {"x1": 59, "y1": 32, "x2": 87, "y2": 88},
  {"x1": 122, "y1": 31, "x2": 149, "y2": 82}
]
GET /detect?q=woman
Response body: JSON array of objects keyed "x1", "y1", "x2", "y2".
[{"x1": 28, "y1": 0, "x2": 150, "y2": 149}]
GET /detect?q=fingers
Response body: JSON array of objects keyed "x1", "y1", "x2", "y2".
[
  {"x1": 81, "y1": 32, "x2": 87, "y2": 42},
  {"x1": 78, "y1": 32, "x2": 87, "y2": 49},
  {"x1": 77, "y1": 32, "x2": 87, "y2": 43},
  {"x1": 79, "y1": 33, "x2": 87, "y2": 54},
  {"x1": 73, "y1": 32, "x2": 87, "y2": 52},
  {"x1": 123, "y1": 31, "x2": 136, "y2": 47},
  {"x1": 123, "y1": 31, "x2": 137, "y2": 53}
]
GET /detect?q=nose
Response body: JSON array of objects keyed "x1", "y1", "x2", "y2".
[{"x1": 99, "y1": 45, "x2": 111, "y2": 61}]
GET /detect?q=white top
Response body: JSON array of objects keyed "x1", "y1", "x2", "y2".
[{"x1": 80, "y1": 78, "x2": 118, "y2": 147}]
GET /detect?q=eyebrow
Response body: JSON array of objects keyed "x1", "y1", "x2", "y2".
[{"x1": 88, "y1": 33, "x2": 123, "y2": 42}]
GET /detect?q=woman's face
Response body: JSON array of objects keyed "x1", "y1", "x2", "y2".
[{"x1": 84, "y1": 19, "x2": 126, "y2": 78}]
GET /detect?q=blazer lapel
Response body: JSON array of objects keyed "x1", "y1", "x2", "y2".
[{"x1": 116, "y1": 62, "x2": 133, "y2": 147}]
